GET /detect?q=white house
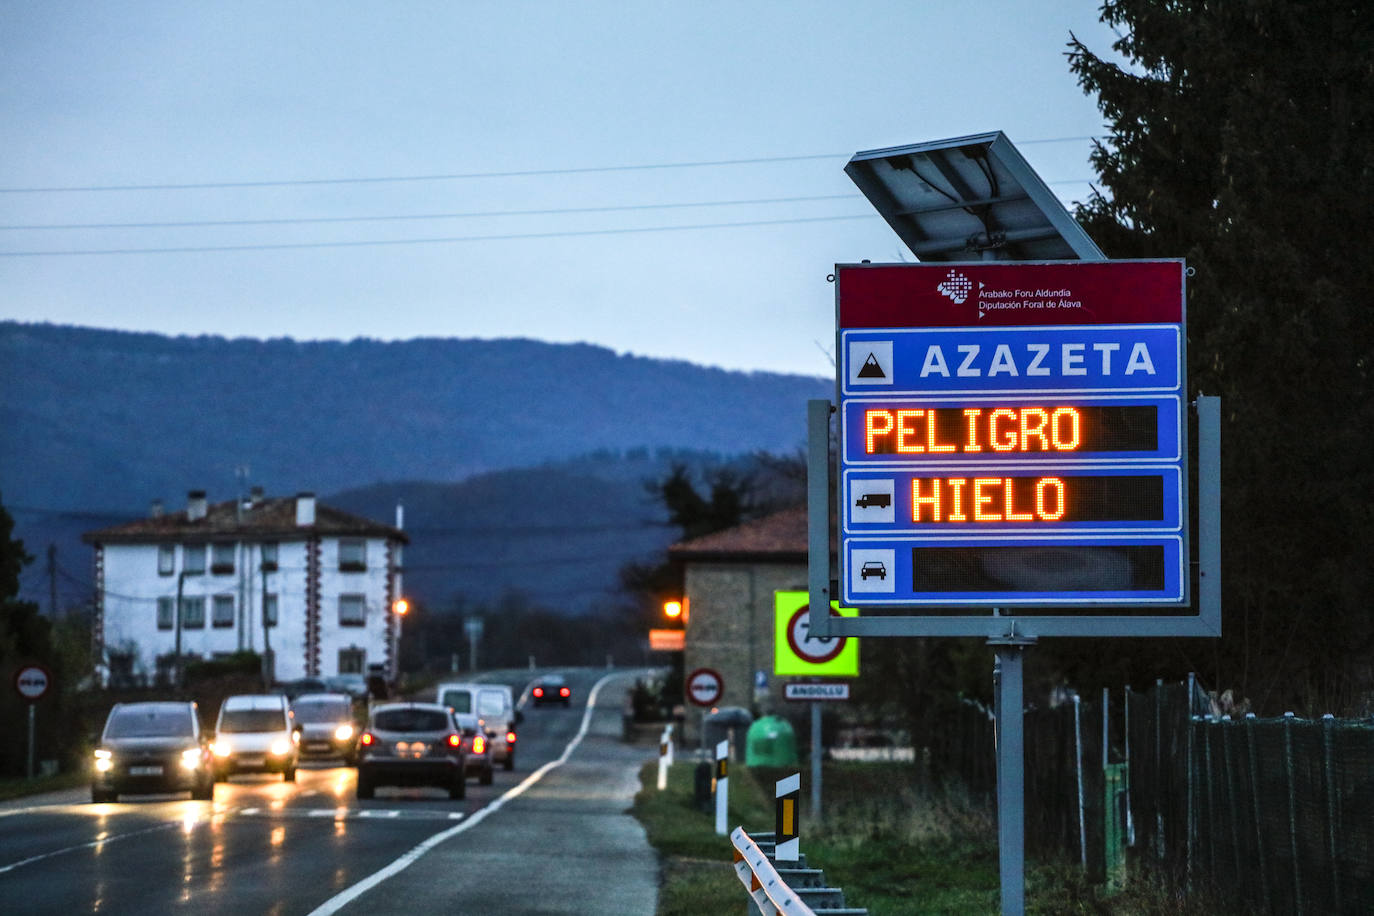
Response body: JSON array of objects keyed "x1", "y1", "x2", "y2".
[{"x1": 82, "y1": 489, "x2": 408, "y2": 686}]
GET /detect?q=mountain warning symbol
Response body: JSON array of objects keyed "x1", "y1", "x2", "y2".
[{"x1": 858, "y1": 353, "x2": 887, "y2": 379}]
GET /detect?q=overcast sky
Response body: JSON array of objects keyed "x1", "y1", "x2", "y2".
[{"x1": 1, "y1": 1, "x2": 1120, "y2": 377}]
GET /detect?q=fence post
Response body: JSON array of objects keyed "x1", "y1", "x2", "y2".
[
  {"x1": 1282, "y1": 712, "x2": 1304, "y2": 916},
  {"x1": 1321, "y1": 713, "x2": 1342, "y2": 913},
  {"x1": 1201, "y1": 713, "x2": 1216, "y2": 882},
  {"x1": 1186, "y1": 673, "x2": 1196, "y2": 889},
  {"x1": 1221, "y1": 718, "x2": 1242, "y2": 900},
  {"x1": 1244, "y1": 713, "x2": 1271, "y2": 913},
  {"x1": 1123, "y1": 686, "x2": 1134, "y2": 847},
  {"x1": 1074, "y1": 693, "x2": 1087, "y2": 870},
  {"x1": 1155, "y1": 678, "x2": 1165, "y2": 863}
]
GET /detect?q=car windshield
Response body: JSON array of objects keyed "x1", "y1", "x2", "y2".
[
  {"x1": 219, "y1": 709, "x2": 287, "y2": 732},
  {"x1": 476, "y1": 690, "x2": 506, "y2": 716},
  {"x1": 439, "y1": 690, "x2": 473, "y2": 714},
  {"x1": 374, "y1": 709, "x2": 450, "y2": 732},
  {"x1": 105, "y1": 706, "x2": 195, "y2": 739},
  {"x1": 293, "y1": 700, "x2": 350, "y2": 723}
]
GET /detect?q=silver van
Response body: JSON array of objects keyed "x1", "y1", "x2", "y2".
[
  {"x1": 434, "y1": 681, "x2": 519, "y2": 771},
  {"x1": 212, "y1": 693, "x2": 298, "y2": 781}
]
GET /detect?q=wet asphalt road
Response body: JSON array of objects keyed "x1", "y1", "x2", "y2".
[{"x1": 0, "y1": 669, "x2": 659, "y2": 915}]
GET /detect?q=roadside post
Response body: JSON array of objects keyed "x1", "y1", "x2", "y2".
[
  {"x1": 812, "y1": 132, "x2": 1222, "y2": 916},
  {"x1": 775, "y1": 772, "x2": 801, "y2": 862},
  {"x1": 15, "y1": 664, "x2": 52, "y2": 780},
  {"x1": 657, "y1": 723, "x2": 674, "y2": 790},
  {"x1": 714, "y1": 739, "x2": 730, "y2": 835}
]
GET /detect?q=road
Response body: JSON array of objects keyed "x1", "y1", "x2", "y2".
[{"x1": 0, "y1": 668, "x2": 660, "y2": 915}]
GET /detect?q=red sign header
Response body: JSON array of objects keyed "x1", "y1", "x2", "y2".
[{"x1": 837, "y1": 260, "x2": 1183, "y2": 329}]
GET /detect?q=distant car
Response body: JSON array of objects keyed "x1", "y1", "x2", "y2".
[
  {"x1": 291, "y1": 693, "x2": 359, "y2": 764},
  {"x1": 451, "y1": 711, "x2": 495, "y2": 785},
  {"x1": 435, "y1": 682, "x2": 519, "y2": 772},
  {"x1": 530, "y1": 674, "x2": 572, "y2": 708},
  {"x1": 356, "y1": 703, "x2": 467, "y2": 800},
  {"x1": 92, "y1": 701, "x2": 214, "y2": 802},
  {"x1": 212, "y1": 694, "x2": 298, "y2": 781},
  {"x1": 860, "y1": 561, "x2": 888, "y2": 580},
  {"x1": 324, "y1": 673, "x2": 370, "y2": 701}
]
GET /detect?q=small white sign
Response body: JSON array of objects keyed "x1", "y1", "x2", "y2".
[
  {"x1": 850, "y1": 478, "x2": 895, "y2": 524},
  {"x1": 785, "y1": 683, "x2": 850, "y2": 701},
  {"x1": 848, "y1": 340, "x2": 893, "y2": 386},
  {"x1": 850, "y1": 548, "x2": 896, "y2": 593}
]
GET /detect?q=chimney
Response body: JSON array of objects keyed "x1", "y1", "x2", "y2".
[
  {"x1": 150, "y1": 499, "x2": 164, "y2": 518},
  {"x1": 249, "y1": 486, "x2": 264, "y2": 507},
  {"x1": 187, "y1": 490, "x2": 207, "y2": 521},
  {"x1": 295, "y1": 492, "x2": 316, "y2": 527},
  {"x1": 395, "y1": 502, "x2": 404, "y2": 530}
]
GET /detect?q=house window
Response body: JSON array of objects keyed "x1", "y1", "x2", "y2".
[
  {"x1": 339, "y1": 594, "x2": 366, "y2": 627},
  {"x1": 263, "y1": 593, "x2": 278, "y2": 628},
  {"x1": 183, "y1": 596, "x2": 205, "y2": 628},
  {"x1": 339, "y1": 648, "x2": 366, "y2": 674},
  {"x1": 212, "y1": 595, "x2": 235, "y2": 628},
  {"x1": 260, "y1": 542, "x2": 278, "y2": 572},
  {"x1": 211, "y1": 543, "x2": 235, "y2": 575},
  {"x1": 339, "y1": 539, "x2": 366, "y2": 572},
  {"x1": 183, "y1": 544, "x2": 206, "y2": 575},
  {"x1": 157, "y1": 596, "x2": 175, "y2": 630},
  {"x1": 158, "y1": 545, "x2": 175, "y2": 576}
]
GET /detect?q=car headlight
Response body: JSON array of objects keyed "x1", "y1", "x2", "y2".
[
  {"x1": 334, "y1": 724, "x2": 354, "y2": 742},
  {"x1": 269, "y1": 738, "x2": 291, "y2": 756},
  {"x1": 211, "y1": 741, "x2": 232, "y2": 757},
  {"x1": 180, "y1": 747, "x2": 202, "y2": 770},
  {"x1": 94, "y1": 748, "x2": 113, "y2": 772}
]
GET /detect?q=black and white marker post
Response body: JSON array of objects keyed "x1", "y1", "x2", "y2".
[
  {"x1": 775, "y1": 773, "x2": 801, "y2": 862},
  {"x1": 713, "y1": 738, "x2": 729, "y2": 835}
]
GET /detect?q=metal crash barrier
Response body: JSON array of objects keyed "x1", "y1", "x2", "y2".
[{"x1": 730, "y1": 827, "x2": 817, "y2": 916}]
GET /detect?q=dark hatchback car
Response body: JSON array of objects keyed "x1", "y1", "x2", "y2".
[
  {"x1": 92, "y1": 701, "x2": 214, "y2": 802},
  {"x1": 292, "y1": 693, "x2": 359, "y2": 764},
  {"x1": 356, "y1": 703, "x2": 467, "y2": 800},
  {"x1": 530, "y1": 674, "x2": 572, "y2": 707}
]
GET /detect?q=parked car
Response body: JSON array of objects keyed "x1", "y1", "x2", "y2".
[
  {"x1": 356, "y1": 703, "x2": 467, "y2": 800},
  {"x1": 530, "y1": 673, "x2": 572, "y2": 708},
  {"x1": 91, "y1": 701, "x2": 214, "y2": 802},
  {"x1": 291, "y1": 693, "x2": 359, "y2": 764},
  {"x1": 212, "y1": 694, "x2": 298, "y2": 781},
  {"x1": 434, "y1": 681, "x2": 519, "y2": 771},
  {"x1": 451, "y1": 710, "x2": 494, "y2": 785}
]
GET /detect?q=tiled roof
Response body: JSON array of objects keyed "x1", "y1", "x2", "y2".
[
  {"x1": 81, "y1": 497, "x2": 408, "y2": 544},
  {"x1": 668, "y1": 505, "x2": 810, "y2": 561}
]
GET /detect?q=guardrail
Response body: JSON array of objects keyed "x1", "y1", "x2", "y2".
[{"x1": 731, "y1": 827, "x2": 868, "y2": 915}]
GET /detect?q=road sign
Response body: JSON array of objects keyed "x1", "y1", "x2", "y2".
[
  {"x1": 774, "y1": 592, "x2": 859, "y2": 677},
  {"x1": 836, "y1": 260, "x2": 1188, "y2": 609},
  {"x1": 14, "y1": 665, "x2": 51, "y2": 701},
  {"x1": 686, "y1": 667, "x2": 723, "y2": 707},
  {"x1": 784, "y1": 683, "x2": 850, "y2": 701}
]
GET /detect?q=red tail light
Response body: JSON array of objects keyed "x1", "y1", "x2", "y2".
[
  {"x1": 559, "y1": 687, "x2": 570, "y2": 698},
  {"x1": 360, "y1": 732, "x2": 375, "y2": 746},
  {"x1": 472, "y1": 735, "x2": 486, "y2": 754},
  {"x1": 447, "y1": 733, "x2": 462, "y2": 749},
  {"x1": 532, "y1": 687, "x2": 544, "y2": 698},
  {"x1": 506, "y1": 731, "x2": 517, "y2": 744}
]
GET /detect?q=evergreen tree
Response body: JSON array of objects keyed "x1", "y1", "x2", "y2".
[{"x1": 1066, "y1": 0, "x2": 1374, "y2": 713}]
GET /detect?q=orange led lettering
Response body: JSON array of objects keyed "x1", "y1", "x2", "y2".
[
  {"x1": 926, "y1": 410, "x2": 955, "y2": 453},
  {"x1": 911, "y1": 478, "x2": 941, "y2": 522},
  {"x1": 973, "y1": 478, "x2": 1001, "y2": 521},
  {"x1": 962, "y1": 409, "x2": 983, "y2": 452},
  {"x1": 1003, "y1": 479, "x2": 1033, "y2": 521},
  {"x1": 895, "y1": 410, "x2": 924, "y2": 453},
  {"x1": 1036, "y1": 477, "x2": 1066, "y2": 520},
  {"x1": 990, "y1": 409, "x2": 1018, "y2": 452},
  {"x1": 948, "y1": 478, "x2": 968, "y2": 521},
  {"x1": 865, "y1": 410, "x2": 894, "y2": 454},
  {"x1": 1052, "y1": 408, "x2": 1081, "y2": 450},
  {"x1": 1020, "y1": 408, "x2": 1049, "y2": 451}
]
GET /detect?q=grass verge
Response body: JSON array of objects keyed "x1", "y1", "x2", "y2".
[
  {"x1": 632, "y1": 759, "x2": 1206, "y2": 915},
  {"x1": 0, "y1": 769, "x2": 87, "y2": 802}
]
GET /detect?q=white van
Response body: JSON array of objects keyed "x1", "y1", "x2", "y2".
[
  {"x1": 212, "y1": 694, "x2": 298, "y2": 781},
  {"x1": 434, "y1": 682, "x2": 519, "y2": 771}
]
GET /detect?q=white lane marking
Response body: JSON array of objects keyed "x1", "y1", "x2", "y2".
[
  {"x1": 0, "y1": 820, "x2": 180, "y2": 875},
  {"x1": 357, "y1": 810, "x2": 399, "y2": 819},
  {"x1": 305, "y1": 670, "x2": 629, "y2": 916}
]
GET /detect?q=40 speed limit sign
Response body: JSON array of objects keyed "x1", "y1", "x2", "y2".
[{"x1": 774, "y1": 591, "x2": 859, "y2": 677}]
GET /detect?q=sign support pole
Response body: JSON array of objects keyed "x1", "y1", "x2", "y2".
[
  {"x1": 810, "y1": 701, "x2": 823, "y2": 821},
  {"x1": 27, "y1": 704, "x2": 36, "y2": 780},
  {"x1": 990, "y1": 631, "x2": 1034, "y2": 916}
]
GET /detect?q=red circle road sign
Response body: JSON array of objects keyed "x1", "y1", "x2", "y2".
[
  {"x1": 14, "y1": 665, "x2": 52, "y2": 701},
  {"x1": 784, "y1": 605, "x2": 847, "y2": 666},
  {"x1": 685, "y1": 667, "x2": 723, "y2": 707}
]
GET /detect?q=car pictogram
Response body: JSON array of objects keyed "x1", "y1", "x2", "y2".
[{"x1": 860, "y1": 561, "x2": 888, "y2": 580}]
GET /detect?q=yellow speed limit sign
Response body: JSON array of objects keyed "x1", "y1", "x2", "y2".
[{"x1": 774, "y1": 591, "x2": 859, "y2": 677}]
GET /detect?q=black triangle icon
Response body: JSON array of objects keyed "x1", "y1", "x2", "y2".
[{"x1": 858, "y1": 353, "x2": 886, "y2": 379}]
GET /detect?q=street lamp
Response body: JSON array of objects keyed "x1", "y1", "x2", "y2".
[{"x1": 662, "y1": 599, "x2": 683, "y2": 620}]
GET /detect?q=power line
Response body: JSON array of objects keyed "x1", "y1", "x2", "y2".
[{"x1": 0, "y1": 138, "x2": 1101, "y2": 195}]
